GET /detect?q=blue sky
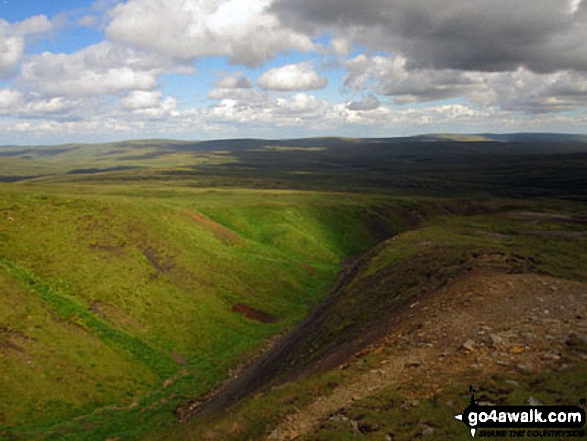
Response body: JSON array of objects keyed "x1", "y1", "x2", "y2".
[{"x1": 1, "y1": 0, "x2": 586, "y2": 145}]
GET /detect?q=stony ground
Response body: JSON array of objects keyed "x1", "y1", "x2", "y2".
[{"x1": 266, "y1": 269, "x2": 587, "y2": 440}]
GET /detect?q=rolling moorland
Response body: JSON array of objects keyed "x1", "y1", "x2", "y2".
[{"x1": 0, "y1": 134, "x2": 586, "y2": 440}]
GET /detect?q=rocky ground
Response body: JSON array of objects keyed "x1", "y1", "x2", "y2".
[{"x1": 267, "y1": 268, "x2": 587, "y2": 440}]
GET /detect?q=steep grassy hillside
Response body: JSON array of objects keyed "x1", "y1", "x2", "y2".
[
  {"x1": 168, "y1": 202, "x2": 587, "y2": 440},
  {"x1": 0, "y1": 182, "x2": 435, "y2": 440}
]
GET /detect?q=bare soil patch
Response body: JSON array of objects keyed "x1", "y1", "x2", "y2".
[
  {"x1": 232, "y1": 304, "x2": 279, "y2": 324},
  {"x1": 185, "y1": 210, "x2": 244, "y2": 245}
]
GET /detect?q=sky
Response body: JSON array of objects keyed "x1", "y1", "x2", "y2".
[{"x1": 0, "y1": 0, "x2": 586, "y2": 145}]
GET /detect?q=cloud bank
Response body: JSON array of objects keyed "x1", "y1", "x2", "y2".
[{"x1": 0, "y1": 0, "x2": 586, "y2": 143}]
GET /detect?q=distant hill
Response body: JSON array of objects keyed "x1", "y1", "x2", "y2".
[
  {"x1": 3, "y1": 133, "x2": 586, "y2": 200},
  {"x1": 478, "y1": 132, "x2": 587, "y2": 143}
]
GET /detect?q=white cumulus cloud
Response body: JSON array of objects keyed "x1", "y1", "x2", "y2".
[
  {"x1": 106, "y1": 0, "x2": 315, "y2": 66},
  {"x1": 257, "y1": 62, "x2": 327, "y2": 91},
  {"x1": 215, "y1": 72, "x2": 252, "y2": 89},
  {"x1": 342, "y1": 54, "x2": 587, "y2": 113},
  {"x1": 119, "y1": 91, "x2": 180, "y2": 120},
  {"x1": 0, "y1": 89, "x2": 21, "y2": 114},
  {"x1": 347, "y1": 94, "x2": 381, "y2": 111},
  {"x1": 19, "y1": 42, "x2": 171, "y2": 96},
  {"x1": 0, "y1": 15, "x2": 52, "y2": 79},
  {"x1": 119, "y1": 90, "x2": 163, "y2": 109},
  {"x1": 569, "y1": 0, "x2": 583, "y2": 14}
]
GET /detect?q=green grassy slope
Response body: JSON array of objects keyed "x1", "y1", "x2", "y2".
[
  {"x1": 1, "y1": 134, "x2": 585, "y2": 439},
  {"x1": 0, "y1": 182, "x2": 420, "y2": 440},
  {"x1": 169, "y1": 202, "x2": 587, "y2": 440}
]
